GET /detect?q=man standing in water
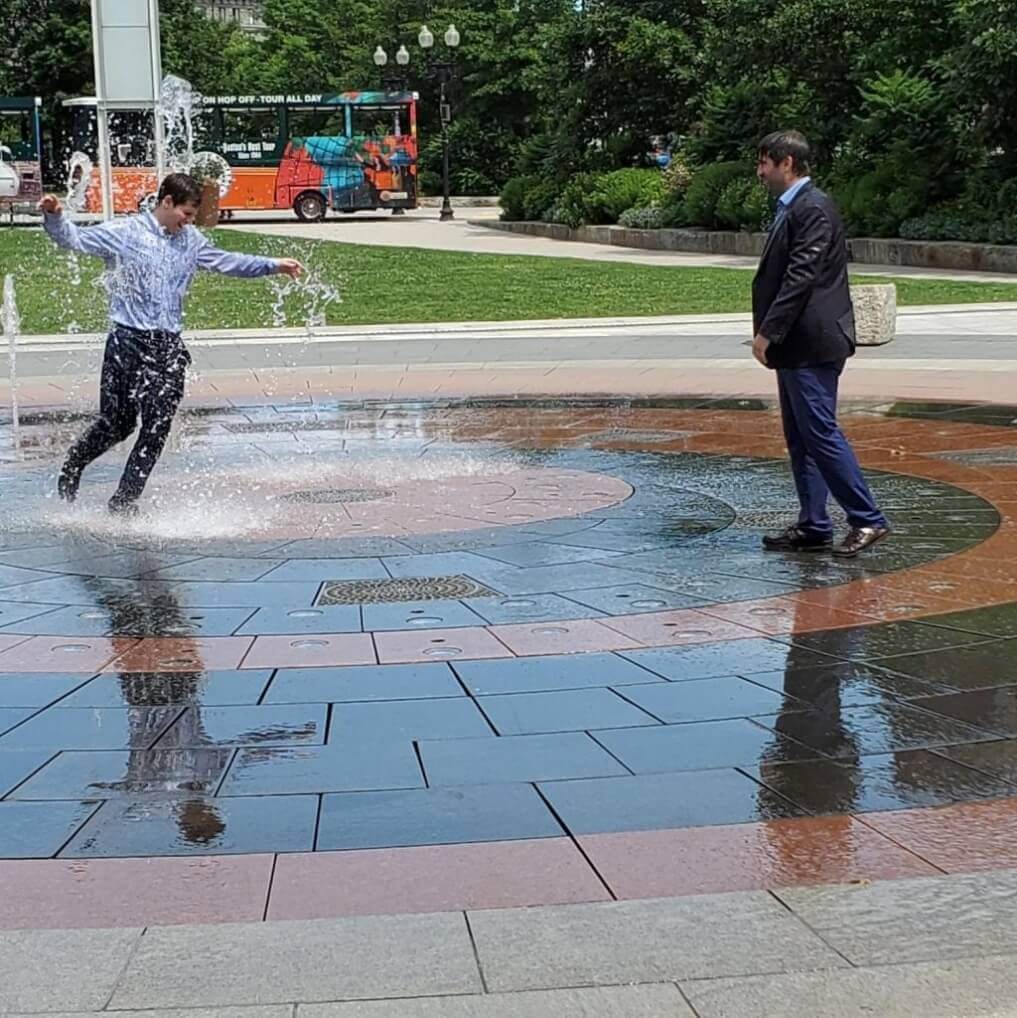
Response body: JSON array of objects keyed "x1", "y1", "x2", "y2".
[
  {"x1": 39, "y1": 172, "x2": 302, "y2": 516},
  {"x1": 751, "y1": 131, "x2": 889, "y2": 558}
]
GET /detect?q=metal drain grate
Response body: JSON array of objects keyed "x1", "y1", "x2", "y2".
[
  {"x1": 279, "y1": 488, "x2": 394, "y2": 504},
  {"x1": 317, "y1": 574, "x2": 498, "y2": 605}
]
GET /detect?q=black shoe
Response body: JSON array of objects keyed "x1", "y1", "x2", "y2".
[
  {"x1": 57, "y1": 470, "x2": 80, "y2": 503},
  {"x1": 108, "y1": 496, "x2": 139, "y2": 518},
  {"x1": 833, "y1": 526, "x2": 890, "y2": 558},
  {"x1": 762, "y1": 525, "x2": 833, "y2": 553}
]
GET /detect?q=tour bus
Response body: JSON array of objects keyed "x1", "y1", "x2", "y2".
[
  {"x1": 0, "y1": 96, "x2": 43, "y2": 207},
  {"x1": 63, "y1": 91, "x2": 419, "y2": 220}
]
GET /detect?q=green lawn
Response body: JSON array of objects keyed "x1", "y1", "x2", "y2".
[{"x1": 3, "y1": 226, "x2": 1017, "y2": 335}]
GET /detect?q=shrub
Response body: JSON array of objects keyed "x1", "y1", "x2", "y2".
[
  {"x1": 588, "y1": 168, "x2": 666, "y2": 223},
  {"x1": 661, "y1": 198, "x2": 690, "y2": 228},
  {"x1": 662, "y1": 157, "x2": 694, "y2": 198},
  {"x1": 499, "y1": 175, "x2": 539, "y2": 221},
  {"x1": 618, "y1": 206, "x2": 664, "y2": 229},
  {"x1": 522, "y1": 179, "x2": 561, "y2": 222},
  {"x1": 553, "y1": 173, "x2": 604, "y2": 228},
  {"x1": 741, "y1": 184, "x2": 775, "y2": 232},
  {"x1": 831, "y1": 148, "x2": 930, "y2": 237},
  {"x1": 417, "y1": 169, "x2": 442, "y2": 196},
  {"x1": 684, "y1": 161, "x2": 752, "y2": 227},
  {"x1": 715, "y1": 179, "x2": 753, "y2": 229},
  {"x1": 900, "y1": 206, "x2": 1017, "y2": 245}
]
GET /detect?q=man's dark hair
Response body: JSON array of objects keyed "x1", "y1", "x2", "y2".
[
  {"x1": 757, "y1": 131, "x2": 811, "y2": 175},
  {"x1": 157, "y1": 172, "x2": 202, "y2": 206}
]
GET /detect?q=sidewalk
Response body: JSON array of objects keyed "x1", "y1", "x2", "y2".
[{"x1": 5, "y1": 869, "x2": 1017, "y2": 1016}]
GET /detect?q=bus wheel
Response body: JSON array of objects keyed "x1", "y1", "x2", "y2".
[{"x1": 294, "y1": 191, "x2": 327, "y2": 222}]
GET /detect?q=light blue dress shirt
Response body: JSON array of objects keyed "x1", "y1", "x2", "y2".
[{"x1": 43, "y1": 211, "x2": 279, "y2": 334}]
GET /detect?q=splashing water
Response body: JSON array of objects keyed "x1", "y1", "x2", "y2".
[
  {"x1": 2, "y1": 275, "x2": 22, "y2": 459},
  {"x1": 65, "y1": 152, "x2": 94, "y2": 213},
  {"x1": 159, "y1": 74, "x2": 200, "y2": 174}
]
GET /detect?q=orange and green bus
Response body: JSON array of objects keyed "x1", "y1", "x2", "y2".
[{"x1": 64, "y1": 91, "x2": 418, "y2": 220}]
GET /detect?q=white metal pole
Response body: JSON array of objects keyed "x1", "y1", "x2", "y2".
[
  {"x1": 149, "y1": 0, "x2": 165, "y2": 184},
  {"x1": 96, "y1": 104, "x2": 114, "y2": 221}
]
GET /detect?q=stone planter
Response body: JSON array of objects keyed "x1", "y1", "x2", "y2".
[
  {"x1": 195, "y1": 181, "x2": 219, "y2": 227},
  {"x1": 849, "y1": 283, "x2": 896, "y2": 346}
]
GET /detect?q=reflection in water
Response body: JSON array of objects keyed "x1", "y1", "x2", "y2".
[{"x1": 78, "y1": 561, "x2": 225, "y2": 848}]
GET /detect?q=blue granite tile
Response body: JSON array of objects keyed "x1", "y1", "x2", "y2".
[
  {"x1": 539, "y1": 769, "x2": 805, "y2": 835},
  {"x1": 621, "y1": 639, "x2": 836, "y2": 681},
  {"x1": 361, "y1": 599, "x2": 488, "y2": 632},
  {"x1": 0, "y1": 708, "x2": 179, "y2": 750},
  {"x1": 264, "y1": 663, "x2": 463, "y2": 704},
  {"x1": 156, "y1": 704, "x2": 327, "y2": 748},
  {"x1": 474, "y1": 543, "x2": 624, "y2": 568},
  {"x1": 328, "y1": 697, "x2": 492, "y2": 743},
  {"x1": 219, "y1": 743, "x2": 424, "y2": 795},
  {"x1": 454, "y1": 653, "x2": 662, "y2": 695},
  {"x1": 317, "y1": 783, "x2": 563, "y2": 850},
  {"x1": 235, "y1": 604, "x2": 362, "y2": 635},
  {"x1": 0, "y1": 604, "x2": 257, "y2": 637},
  {"x1": 257, "y1": 558, "x2": 390, "y2": 582},
  {"x1": 144, "y1": 557, "x2": 284, "y2": 582},
  {"x1": 0, "y1": 673, "x2": 90, "y2": 708},
  {"x1": 11, "y1": 748, "x2": 234, "y2": 799},
  {"x1": 561, "y1": 584, "x2": 709, "y2": 615},
  {"x1": 60, "y1": 795, "x2": 318, "y2": 857},
  {"x1": 0, "y1": 602, "x2": 64, "y2": 628},
  {"x1": 617, "y1": 677, "x2": 804, "y2": 723},
  {"x1": 478, "y1": 688, "x2": 659, "y2": 735},
  {"x1": 774, "y1": 622, "x2": 990, "y2": 661},
  {"x1": 0, "y1": 748, "x2": 56, "y2": 795},
  {"x1": 58, "y1": 671, "x2": 273, "y2": 707},
  {"x1": 592, "y1": 718, "x2": 826, "y2": 773},
  {"x1": 0, "y1": 707, "x2": 32, "y2": 735},
  {"x1": 419, "y1": 732, "x2": 629, "y2": 786},
  {"x1": 0, "y1": 800, "x2": 100, "y2": 858}
]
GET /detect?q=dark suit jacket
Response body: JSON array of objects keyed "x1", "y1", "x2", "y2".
[{"x1": 752, "y1": 182, "x2": 856, "y2": 369}]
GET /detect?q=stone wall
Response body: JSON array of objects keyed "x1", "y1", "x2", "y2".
[{"x1": 478, "y1": 220, "x2": 1017, "y2": 274}]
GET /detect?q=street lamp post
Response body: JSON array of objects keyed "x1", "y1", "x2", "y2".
[{"x1": 372, "y1": 24, "x2": 461, "y2": 222}]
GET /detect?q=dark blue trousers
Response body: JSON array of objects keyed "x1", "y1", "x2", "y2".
[{"x1": 777, "y1": 362, "x2": 886, "y2": 535}]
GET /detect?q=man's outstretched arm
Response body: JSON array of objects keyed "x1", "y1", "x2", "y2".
[
  {"x1": 195, "y1": 234, "x2": 303, "y2": 279},
  {"x1": 38, "y1": 194, "x2": 123, "y2": 260}
]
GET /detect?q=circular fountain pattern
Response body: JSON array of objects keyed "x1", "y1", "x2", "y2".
[{"x1": 0, "y1": 399, "x2": 1015, "y2": 871}]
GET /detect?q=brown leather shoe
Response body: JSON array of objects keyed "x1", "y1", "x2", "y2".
[{"x1": 833, "y1": 526, "x2": 890, "y2": 558}]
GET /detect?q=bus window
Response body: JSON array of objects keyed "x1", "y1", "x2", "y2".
[
  {"x1": 287, "y1": 106, "x2": 345, "y2": 139},
  {"x1": 0, "y1": 109, "x2": 32, "y2": 157},
  {"x1": 108, "y1": 111, "x2": 154, "y2": 167},
  {"x1": 221, "y1": 107, "x2": 282, "y2": 163},
  {"x1": 350, "y1": 107, "x2": 403, "y2": 139}
]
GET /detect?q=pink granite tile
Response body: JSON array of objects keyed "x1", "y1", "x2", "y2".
[
  {"x1": 267, "y1": 838, "x2": 609, "y2": 919},
  {"x1": 241, "y1": 633, "x2": 376, "y2": 670},
  {"x1": 0, "y1": 634, "x2": 31, "y2": 654},
  {"x1": 599, "y1": 609, "x2": 760, "y2": 646},
  {"x1": 489, "y1": 618, "x2": 642, "y2": 656},
  {"x1": 104, "y1": 637, "x2": 254, "y2": 672},
  {"x1": 0, "y1": 636, "x2": 127, "y2": 673},
  {"x1": 580, "y1": 817, "x2": 938, "y2": 900},
  {"x1": 374, "y1": 626, "x2": 513, "y2": 664},
  {"x1": 0, "y1": 854, "x2": 274, "y2": 929}
]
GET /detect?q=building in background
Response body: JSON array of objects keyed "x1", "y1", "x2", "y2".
[{"x1": 196, "y1": 1, "x2": 265, "y2": 33}]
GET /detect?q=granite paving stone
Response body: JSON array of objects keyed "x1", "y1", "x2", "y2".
[
  {"x1": 328, "y1": 697, "x2": 493, "y2": 743},
  {"x1": 0, "y1": 927, "x2": 143, "y2": 1013},
  {"x1": 258, "y1": 558, "x2": 390, "y2": 582},
  {"x1": 561, "y1": 584, "x2": 710, "y2": 615},
  {"x1": 219, "y1": 743, "x2": 424, "y2": 795},
  {"x1": 468, "y1": 893, "x2": 848, "y2": 991},
  {"x1": 57, "y1": 670, "x2": 274, "y2": 708},
  {"x1": 681, "y1": 955, "x2": 1017, "y2": 1018},
  {"x1": 236, "y1": 604, "x2": 363, "y2": 635},
  {"x1": 0, "y1": 707, "x2": 180, "y2": 750},
  {"x1": 0, "y1": 748, "x2": 56, "y2": 795},
  {"x1": 541, "y1": 768, "x2": 805, "y2": 834},
  {"x1": 108, "y1": 913, "x2": 482, "y2": 1008},
  {"x1": 478, "y1": 687, "x2": 659, "y2": 735},
  {"x1": 775, "y1": 622, "x2": 991, "y2": 661},
  {"x1": 60, "y1": 794, "x2": 320, "y2": 858},
  {"x1": 0, "y1": 673, "x2": 94, "y2": 708},
  {"x1": 748, "y1": 662, "x2": 952, "y2": 708},
  {"x1": 935, "y1": 739, "x2": 1017, "y2": 782},
  {"x1": 295, "y1": 984, "x2": 694, "y2": 1018},
  {"x1": 776, "y1": 869, "x2": 1017, "y2": 965},
  {"x1": 0, "y1": 707, "x2": 35, "y2": 735},
  {"x1": 0, "y1": 603, "x2": 258, "y2": 637},
  {"x1": 361, "y1": 599, "x2": 488, "y2": 632},
  {"x1": 264, "y1": 663, "x2": 464, "y2": 703},
  {"x1": 866, "y1": 642, "x2": 1017, "y2": 690},
  {"x1": 621, "y1": 639, "x2": 836, "y2": 680},
  {"x1": 0, "y1": 800, "x2": 101, "y2": 858},
  {"x1": 10, "y1": 748, "x2": 235, "y2": 799},
  {"x1": 462, "y1": 593, "x2": 606, "y2": 625},
  {"x1": 617, "y1": 676, "x2": 806, "y2": 723},
  {"x1": 453, "y1": 653, "x2": 662, "y2": 695},
  {"x1": 156, "y1": 704, "x2": 328, "y2": 747},
  {"x1": 316, "y1": 784, "x2": 563, "y2": 850},
  {"x1": 419, "y1": 732, "x2": 630, "y2": 786}
]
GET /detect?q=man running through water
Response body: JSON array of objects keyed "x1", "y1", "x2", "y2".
[{"x1": 39, "y1": 172, "x2": 302, "y2": 516}]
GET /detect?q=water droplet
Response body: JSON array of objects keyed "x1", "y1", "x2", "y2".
[
  {"x1": 78, "y1": 609, "x2": 106, "y2": 619},
  {"x1": 54, "y1": 643, "x2": 91, "y2": 652},
  {"x1": 533, "y1": 626, "x2": 568, "y2": 634},
  {"x1": 287, "y1": 609, "x2": 324, "y2": 618},
  {"x1": 406, "y1": 616, "x2": 443, "y2": 626},
  {"x1": 500, "y1": 599, "x2": 536, "y2": 607},
  {"x1": 291, "y1": 639, "x2": 328, "y2": 648},
  {"x1": 631, "y1": 599, "x2": 667, "y2": 609}
]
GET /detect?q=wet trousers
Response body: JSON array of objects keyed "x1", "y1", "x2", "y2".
[{"x1": 61, "y1": 324, "x2": 190, "y2": 506}]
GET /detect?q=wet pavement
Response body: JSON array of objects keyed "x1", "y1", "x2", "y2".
[{"x1": 0, "y1": 397, "x2": 1016, "y2": 927}]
